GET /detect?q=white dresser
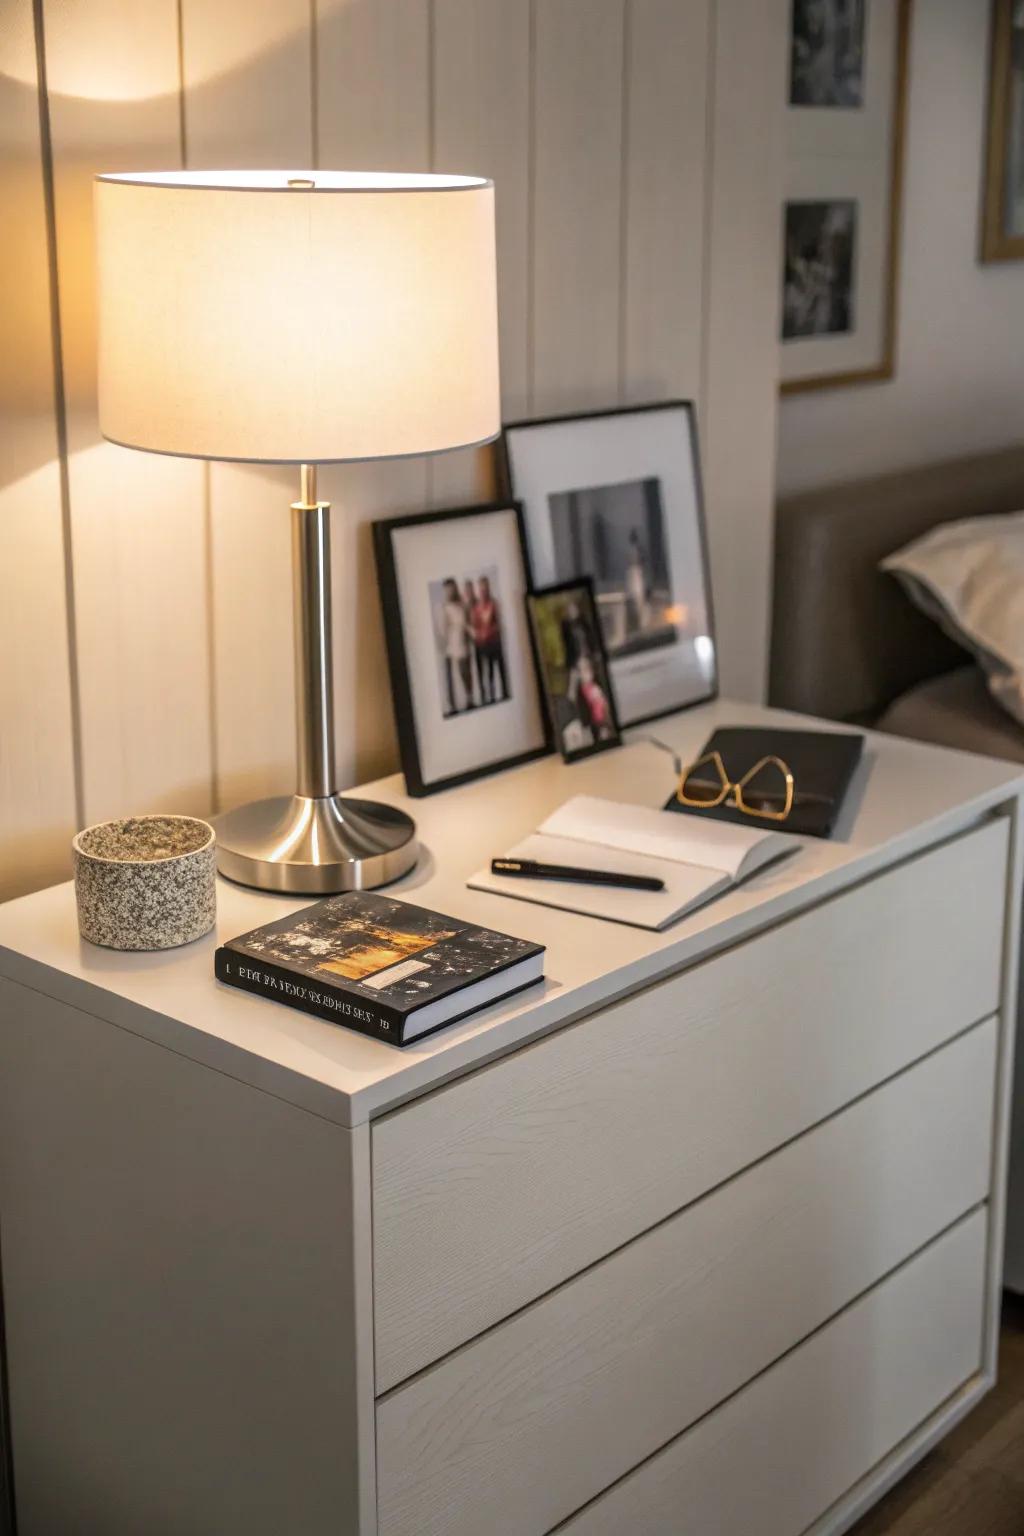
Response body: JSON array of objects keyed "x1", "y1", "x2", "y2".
[{"x1": 1, "y1": 700, "x2": 1022, "y2": 1536}]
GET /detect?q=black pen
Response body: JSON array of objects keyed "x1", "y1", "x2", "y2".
[{"x1": 491, "y1": 857, "x2": 665, "y2": 893}]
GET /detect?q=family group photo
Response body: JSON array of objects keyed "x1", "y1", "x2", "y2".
[{"x1": 430, "y1": 567, "x2": 511, "y2": 718}]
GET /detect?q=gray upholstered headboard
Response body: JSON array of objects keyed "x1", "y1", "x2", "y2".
[{"x1": 770, "y1": 444, "x2": 1024, "y2": 722}]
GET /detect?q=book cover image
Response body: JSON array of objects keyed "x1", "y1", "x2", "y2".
[{"x1": 225, "y1": 891, "x2": 539, "y2": 1015}]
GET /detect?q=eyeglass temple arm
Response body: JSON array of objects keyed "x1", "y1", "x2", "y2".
[{"x1": 636, "y1": 735, "x2": 684, "y2": 778}]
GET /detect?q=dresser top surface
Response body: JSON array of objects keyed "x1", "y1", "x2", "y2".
[{"x1": 2, "y1": 699, "x2": 1021, "y2": 1126}]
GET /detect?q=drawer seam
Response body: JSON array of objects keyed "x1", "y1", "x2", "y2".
[
  {"x1": 537, "y1": 1202, "x2": 989, "y2": 1536},
  {"x1": 370, "y1": 812, "x2": 1010, "y2": 1132},
  {"x1": 374, "y1": 1015, "x2": 997, "y2": 1402}
]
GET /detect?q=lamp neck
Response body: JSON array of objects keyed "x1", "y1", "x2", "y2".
[{"x1": 292, "y1": 464, "x2": 337, "y2": 799}]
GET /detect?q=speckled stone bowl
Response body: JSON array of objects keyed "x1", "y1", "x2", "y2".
[{"x1": 73, "y1": 815, "x2": 216, "y2": 950}]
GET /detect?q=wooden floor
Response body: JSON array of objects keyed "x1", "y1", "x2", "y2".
[{"x1": 850, "y1": 1293, "x2": 1024, "y2": 1536}]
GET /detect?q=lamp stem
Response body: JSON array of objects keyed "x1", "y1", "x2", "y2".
[
  {"x1": 213, "y1": 463, "x2": 417, "y2": 891},
  {"x1": 292, "y1": 463, "x2": 337, "y2": 800}
]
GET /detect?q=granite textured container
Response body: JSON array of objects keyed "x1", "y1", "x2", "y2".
[{"x1": 73, "y1": 815, "x2": 216, "y2": 950}]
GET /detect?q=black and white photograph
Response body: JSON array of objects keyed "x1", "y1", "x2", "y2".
[
  {"x1": 789, "y1": 0, "x2": 866, "y2": 107},
  {"x1": 429, "y1": 567, "x2": 510, "y2": 717},
  {"x1": 782, "y1": 0, "x2": 909, "y2": 390},
  {"x1": 374, "y1": 502, "x2": 549, "y2": 796},
  {"x1": 982, "y1": 0, "x2": 1024, "y2": 259},
  {"x1": 782, "y1": 199, "x2": 857, "y2": 339},
  {"x1": 527, "y1": 580, "x2": 621, "y2": 763},
  {"x1": 546, "y1": 478, "x2": 678, "y2": 661},
  {"x1": 1016, "y1": 15, "x2": 1024, "y2": 238},
  {"x1": 503, "y1": 403, "x2": 717, "y2": 728}
]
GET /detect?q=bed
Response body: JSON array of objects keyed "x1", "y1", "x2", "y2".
[{"x1": 771, "y1": 441, "x2": 1024, "y2": 1289}]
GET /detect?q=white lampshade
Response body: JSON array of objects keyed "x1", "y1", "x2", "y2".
[{"x1": 94, "y1": 170, "x2": 500, "y2": 464}]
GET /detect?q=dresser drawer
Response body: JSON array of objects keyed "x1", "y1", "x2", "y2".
[
  {"x1": 373, "y1": 818, "x2": 1007, "y2": 1390},
  {"x1": 560, "y1": 1206, "x2": 988, "y2": 1536},
  {"x1": 375, "y1": 1022, "x2": 996, "y2": 1536}
]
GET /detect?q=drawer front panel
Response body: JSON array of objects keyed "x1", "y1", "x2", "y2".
[
  {"x1": 561, "y1": 1206, "x2": 988, "y2": 1536},
  {"x1": 373, "y1": 819, "x2": 1007, "y2": 1390},
  {"x1": 375, "y1": 1023, "x2": 996, "y2": 1536}
]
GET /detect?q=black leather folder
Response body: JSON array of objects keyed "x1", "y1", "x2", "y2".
[{"x1": 663, "y1": 726, "x2": 864, "y2": 839}]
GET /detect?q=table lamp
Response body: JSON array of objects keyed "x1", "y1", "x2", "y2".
[{"x1": 94, "y1": 170, "x2": 500, "y2": 893}]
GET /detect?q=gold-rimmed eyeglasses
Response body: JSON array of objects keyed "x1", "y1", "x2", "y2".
[{"x1": 676, "y1": 750, "x2": 795, "y2": 822}]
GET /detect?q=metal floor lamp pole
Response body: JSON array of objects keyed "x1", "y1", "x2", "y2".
[{"x1": 214, "y1": 464, "x2": 418, "y2": 894}]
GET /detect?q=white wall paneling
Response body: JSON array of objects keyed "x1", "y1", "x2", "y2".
[
  {"x1": 0, "y1": 0, "x2": 78, "y2": 899},
  {"x1": 621, "y1": 0, "x2": 710, "y2": 404},
  {"x1": 531, "y1": 0, "x2": 626, "y2": 416},
  {"x1": 4, "y1": 0, "x2": 786, "y2": 895},
  {"x1": 702, "y1": 0, "x2": 788, "y2": 700},
  {"x1": 179, "y1": 0, "x2": 313, "y2": 811},
  {"x1": 316, "y1": 0, "x2": 432, "y2": 785},
  {"x1": 430, "y1": 0, "x2": 532, "y2": 505},
  {"x1": 41, "y1": 0, "x2": 213, "y2": 828}
]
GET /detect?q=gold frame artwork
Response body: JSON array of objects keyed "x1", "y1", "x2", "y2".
[
  {"x1": 981, "y1": 0, "x2": 1024, "y2": 263},
  {"x1": 781, "y1": 0, "x2": 913, "y2": 396}
]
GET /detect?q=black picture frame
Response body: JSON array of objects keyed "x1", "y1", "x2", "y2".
[
  {"x1": 373, "y1": 501, "x2": 552, "y2": 798},
  {"x1": 527, "y1": 577, "x2": 623, "y2": 764},
  {"x1": 500, "y1": 399, "x2": 717, "y2": 729}
]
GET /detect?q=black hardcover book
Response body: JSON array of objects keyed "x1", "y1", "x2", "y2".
[
  {"x1": 215, "y1": 891, "x2": 545, "y2": 1047},
  {"x1": 664, "y1": 726, "x2": 864, "y2": 838}
]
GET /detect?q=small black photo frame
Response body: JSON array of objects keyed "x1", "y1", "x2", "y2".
[
  {"x1": 373, "y1": 501, "x2": 550, "y2": 797},
  {"x1": 527, "y1": 578, "x2": 622, "y2": 764}
]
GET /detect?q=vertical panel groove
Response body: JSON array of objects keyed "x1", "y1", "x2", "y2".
[
  {"x1": 175, "y1": 0, "x2": 189, "y2": 167},
  {"x1": 531, "y1": 0, "x2": 625, "y2": 413},
  {"x1": 617, "y1": 0, "x2": 633, "y2": 401},
  {"x1": 424, "y1": 0, "x2": 438, "y2": 506},
  {"x1": 699, "y1": 2, "x2": 719, "y2": 432},
  {"x1": 176, "y1": 0, "x2": 219, "y2": 815},
  {"x1": 426, "y1": 0, "x2": 437, "y2": 170},
  {"x1": 201, "y1": 468, "x2": 220, "y2": 812},
  {"x1": 31, "y1": 0, "x2": 84, "y2": 835},
  {"x1": 702, "y1": 0, "x2": 787, "y2": 698},
  {"x1": 309, "y1": 0, "x2": 319, "y2": 169},
  {"x1": 525, "y1": 0, "x2": 537, "y2": 413}
]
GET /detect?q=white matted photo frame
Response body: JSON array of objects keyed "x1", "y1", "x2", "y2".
[
  {"x1": 373, "y1": 501, "x2": 550, "y2": 797},
  {"x1": 781, "y1": 0, "x2": 912, "y2": 393},
  {"x1": 502, "y1": 401, "x2": 717, "y2": 728}
]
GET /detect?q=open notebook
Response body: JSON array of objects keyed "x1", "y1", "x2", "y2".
[{"x1": 468, "y1": 795, "x2": 797, "y2": 931}]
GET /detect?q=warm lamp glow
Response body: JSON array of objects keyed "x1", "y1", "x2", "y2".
[{"x1": 94, "y1": 170, "x2": 501, "y2": 463}]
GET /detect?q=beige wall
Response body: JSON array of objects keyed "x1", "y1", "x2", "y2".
[
  {"x1": 778, "y1": 0, "x2": 1024, "y2": 497},
  {"x1": 1, "y1": 0, "x2": 785, "y2": 901}
]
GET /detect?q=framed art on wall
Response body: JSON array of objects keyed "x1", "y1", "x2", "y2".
[
  {"x1": 790, "y1": 0, "x2": 866, "y2": 106},
  {"x1": 373, "y1": 502, "x2": 549, "y2": 797},
  {"x1": 781, "y1": 0, "x2": 912, "y2": 393},
  {"x1": 527, "y1": 579, "x2": 622, "y2": 764},
  {"x1": 982, "y1": 0, "x2": 1024, "y2": 262},
  {"x1": 502, "y1": 402, "x2": 716, "y2": 729}
]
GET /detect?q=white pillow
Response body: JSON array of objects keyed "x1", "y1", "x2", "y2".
[{"x1": 881, "y1": 512, "x2": 1024, "y2": 728}]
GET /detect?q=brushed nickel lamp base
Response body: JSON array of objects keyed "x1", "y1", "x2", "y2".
[{"x1": 215, "y1": 464, "x2": 417, "y2": 894}]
